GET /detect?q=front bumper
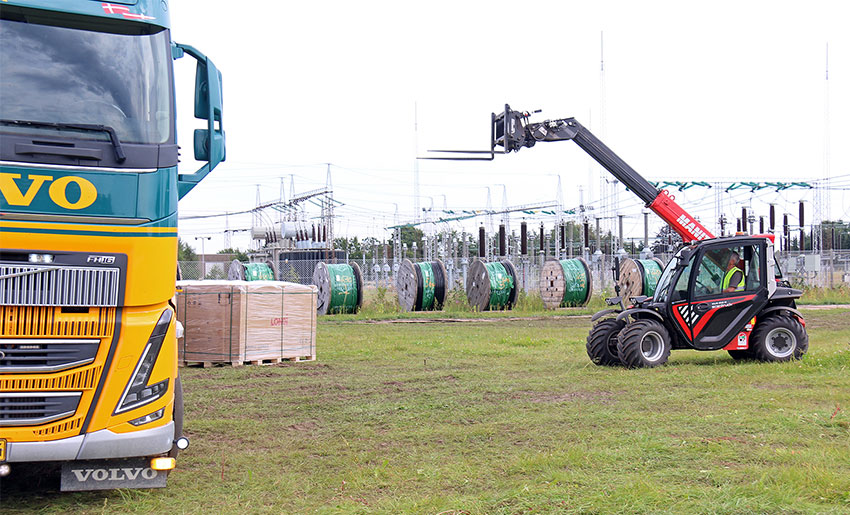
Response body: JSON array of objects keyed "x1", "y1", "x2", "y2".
[{"x1": 5, "y1": 421, "x2": 173, "y2": 462}]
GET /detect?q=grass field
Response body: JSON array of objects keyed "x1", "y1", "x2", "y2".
[{"x1": 2, "y1": 308, "x2": 849, "y2": 514}]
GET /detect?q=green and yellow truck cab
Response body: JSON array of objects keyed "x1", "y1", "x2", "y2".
[{"x1": 0, "y1": 0, "x2": 224, "y2": 490}]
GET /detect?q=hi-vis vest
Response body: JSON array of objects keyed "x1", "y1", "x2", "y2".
[{"x1": 722, "y1": 266, "x2": 744, "y2": 292}]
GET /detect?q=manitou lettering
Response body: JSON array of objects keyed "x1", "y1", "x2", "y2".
[
  {"x1": 70, "y1": 467, "x2": 157, "y2": 482},
  {"x1": 675, "y1": 214, "x2": 709, "y2": 240},
  {"x1": 0, "y1": 172, "x2": 97, "y2": 210}
]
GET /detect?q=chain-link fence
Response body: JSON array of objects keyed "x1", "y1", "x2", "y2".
[{"x1": 180, "y1": 250, "x2": 850, "y2": 295}]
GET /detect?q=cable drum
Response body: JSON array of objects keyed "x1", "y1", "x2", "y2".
[
  {"x1": 466, "y1": 259, "x2": 518, "y2": 311},
  {"x1": 539, "y1": 258, "x2": 593, "y2": 309},
  {"x1": 396, "y1": 259, "x2": 447, "y2": 312},
  {"x1": 226, "y1": 260, "x2": 275, "y2": 281},
  {"x1": 618, "y1": 257, "x2": 664, "y2": 299},
  {"x1": 312, "y1": 262, "x2": 363, "y2": 315}
]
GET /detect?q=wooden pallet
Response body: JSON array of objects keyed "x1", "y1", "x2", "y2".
[
  {"x1": 180, "y1": 356, "x2": 316, "y2": 367},
  {"x1": 280, "y1": 355, "x2": 316, "y2": 363}
]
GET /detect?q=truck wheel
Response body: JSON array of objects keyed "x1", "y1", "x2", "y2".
[
  {"x1": 168, "y1": 374, "x2": 184, "y2": 458},
  {"x1": 586, "y1": 319, "x2": 625, "y2": 366},
  {"x1": 751, "y1": 315, "x2": 808, "y2": 362},
  {"x1": 617, "y1": 319, "x2": 671, "y2": 368}
]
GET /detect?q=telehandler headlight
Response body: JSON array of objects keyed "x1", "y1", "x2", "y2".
[{"x1": 115, "y1": 310, "x2": 172, "y2": 414}]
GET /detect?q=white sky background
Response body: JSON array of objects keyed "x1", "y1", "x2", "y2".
[{"x1": 170, "y1": 0, "x2": 850, "y2": 254}]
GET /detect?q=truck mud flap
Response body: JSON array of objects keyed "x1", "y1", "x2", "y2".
[{"x1": 60, "y1": 458, "x2": 167, "y2": 491}]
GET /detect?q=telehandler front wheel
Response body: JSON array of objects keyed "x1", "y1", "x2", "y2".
[
  {"x1": 751, "y1": 315, "x2": 808, "y2": 362},
  {"x1": 617, "y1": 319, "x2": 671, "y2": 368},
  {"x1": 586, "y1": 319, "x2": 625, "y2": 366}
]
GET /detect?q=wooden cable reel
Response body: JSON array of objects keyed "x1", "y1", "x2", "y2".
[
  {"x1": 539, "y1": 258, "x2": 593, "y2": 309},
  {"x1": 465, "y1": 259, "x2": 518, "y2": 311},
  {"x1": 396, "y1": 259, "x2": 448, "y2": 312},
  {"x1": 312, "y1": 262, "x2": 363, "y2": 315},
  {"x1": 617, "y1": 257, "x2": 664, "y2": 299},
  {"x1": 227, "y1": 260, "x2": 275, "y2": 281}
]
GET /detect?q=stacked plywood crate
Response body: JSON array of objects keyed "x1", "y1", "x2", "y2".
[{"x1": 176, "y1": 280, "x2": 317, "y2": 366}]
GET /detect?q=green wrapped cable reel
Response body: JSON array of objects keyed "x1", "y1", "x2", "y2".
[
  {"x1": 227, "y1": 260, "x2": 276, "y2": 281},
  {"x1": 465, "y1": 259, "x2": 518, "y2": 311},
  {"x1": 618, "y1": 257, "x2": 664, "y2": 299},
  {"x1": 539, "y1": 258, "x2": 593, "y2": 309},
  {"x1": 396, "y1": 259, "x2": 447, "y2": 312},
  {"x1": 312, "y1": 262, "x2": 363, "y2": 315}
]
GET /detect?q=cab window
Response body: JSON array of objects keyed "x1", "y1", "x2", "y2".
[
  {"x1": 693, "y1": 244, "x2": 760, "y2": 298},
  {"x1": 670, "y1": 254, "x2": 694, "y2": 302}
]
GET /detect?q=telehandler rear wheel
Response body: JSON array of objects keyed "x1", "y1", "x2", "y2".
[
  {"x1": 586, "y1": 319, "x2": 625, "y2": 366},
  {"x1": 617, "y1": 319, "x2": 671, "y2": 368},
  {"x1": 751, "y1": 314, "x2": 808, "y2": 362}
]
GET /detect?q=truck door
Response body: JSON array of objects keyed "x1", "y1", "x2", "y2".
[{"x1": 685, "y1": 241, "x2": 769, "y2": 350}]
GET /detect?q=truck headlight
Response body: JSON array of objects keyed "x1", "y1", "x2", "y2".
[
  {"x1": 129, "y1": 407, "x2": 165, "y2": 426},
  {"x1": 115, "y1": 310, "x2": 172, "y2": 415}
]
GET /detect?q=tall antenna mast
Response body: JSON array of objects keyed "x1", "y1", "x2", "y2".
[
  {"x1": 325, "y1": 163, "x2": 334, "y2": 252},
  {"x1": 413, "y1": 102, "x2": 421, "y2": 223},
  {"x1": 556, "y1": 174, "x2": 564, "y2": 221},
  {"x1": 501, "y1": 184, "x2": 509, "y2": 239},
  {"x1": 814, "y1": 42, "x2": 830, "y2": 254},
  {"x1": 599, "y1": 31, "x2": 614, "y2": 248},
  {"x1": 279, "y1": 177, "x2": 285, "y2": 225},
  {"x1": 824, "y1": 42, "x2": 831, "y2": 224},
  {"x1": 289, "y1": 175, "x2": 296, "y2": 222},
  {"x1": 224, "y1": 211, "x2": 231, "y2": 249}
]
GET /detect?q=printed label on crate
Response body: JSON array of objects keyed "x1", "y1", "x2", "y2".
[{"x1": 270, "y1": 317, "x2": 289, "y2": 327}]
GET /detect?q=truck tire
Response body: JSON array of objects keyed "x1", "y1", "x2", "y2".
[
  {"x1": 750, "y1": 314, "x2": 808, "y2": 362},
  {"x1": 586, "y1": 319, "x2": 625, "y2": 366},
  {"x1": 617, "y1": 319, "x2": 671, "y2": 368},
  {"x1": 168, "y1": 374, "x2": 184, "y2": 458}
]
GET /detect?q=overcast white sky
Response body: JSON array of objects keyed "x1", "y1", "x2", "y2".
[{"x1": 169, "y1": 1, "x2": 849, "y2": 254}]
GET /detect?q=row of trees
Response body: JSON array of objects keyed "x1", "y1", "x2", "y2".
[{"x1": 177, "y1": 239, "x2": 249, "y2": 261}]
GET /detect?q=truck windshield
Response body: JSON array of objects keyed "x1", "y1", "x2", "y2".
[{"x1": 0, "y1": 13, "x2": 171, "y2": 145}]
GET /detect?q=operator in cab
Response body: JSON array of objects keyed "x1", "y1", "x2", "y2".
[{"x1": 722, "y1": 251, "x2": 744, "y2": 293}]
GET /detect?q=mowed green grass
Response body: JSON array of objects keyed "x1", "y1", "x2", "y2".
[{"x1": 3, "y1": 309, "x2": 850, "y2": 514}]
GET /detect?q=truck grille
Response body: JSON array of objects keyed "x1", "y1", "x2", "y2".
[
  {"x1": 0, "y1": 365, "x2": 101, "y2": 391},
  {"x1": 0, "y1": 339, "x2": 100, "y2": 373},
  {"x1": 0, "y1": 264, "x2": 120, "y2": 307},
  {"x1": 0, "y1": 392, "x2": 81, "y2": 426},
  {"x1": 0, "y1": 306, "x2": 115, "y2": 338}
]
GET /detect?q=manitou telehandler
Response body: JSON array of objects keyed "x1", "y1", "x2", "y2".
[{"x1": 425, "y1": 105, "x2": 808, "y2": 368}]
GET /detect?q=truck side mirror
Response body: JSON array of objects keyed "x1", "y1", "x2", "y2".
[
  {"x1": 174, "y1": 43, "x2": 226, "y2": 199},
  {"x1": 612, "y1": 256, "x2": 620, "y2": 282}
]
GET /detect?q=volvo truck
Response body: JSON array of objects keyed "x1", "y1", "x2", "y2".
[{"x1": 0, "y1": 0, "x2": 225, "y2": 490}]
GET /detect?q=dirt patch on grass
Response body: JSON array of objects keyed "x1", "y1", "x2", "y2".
[
  {"x1": 752, "y1": 383, "x2": 811, "y2": 390},
  {"x1": 702, "y1": 436, "x2": 748, "y2": 444},
  {"x1": 286, "y1": 420, "x2": 319, "y2": 432},
  {"x1": 484, "y1": 389, "x2": 620, "y2": 404}
]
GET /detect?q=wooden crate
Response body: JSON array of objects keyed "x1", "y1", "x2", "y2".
[{"x1": 176, "y1": 280, "x2": 317, "y2": 365}]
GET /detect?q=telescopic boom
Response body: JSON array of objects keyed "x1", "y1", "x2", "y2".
[{"x1": 424, "y1": 105, "x2": 715, "y2": 243}]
